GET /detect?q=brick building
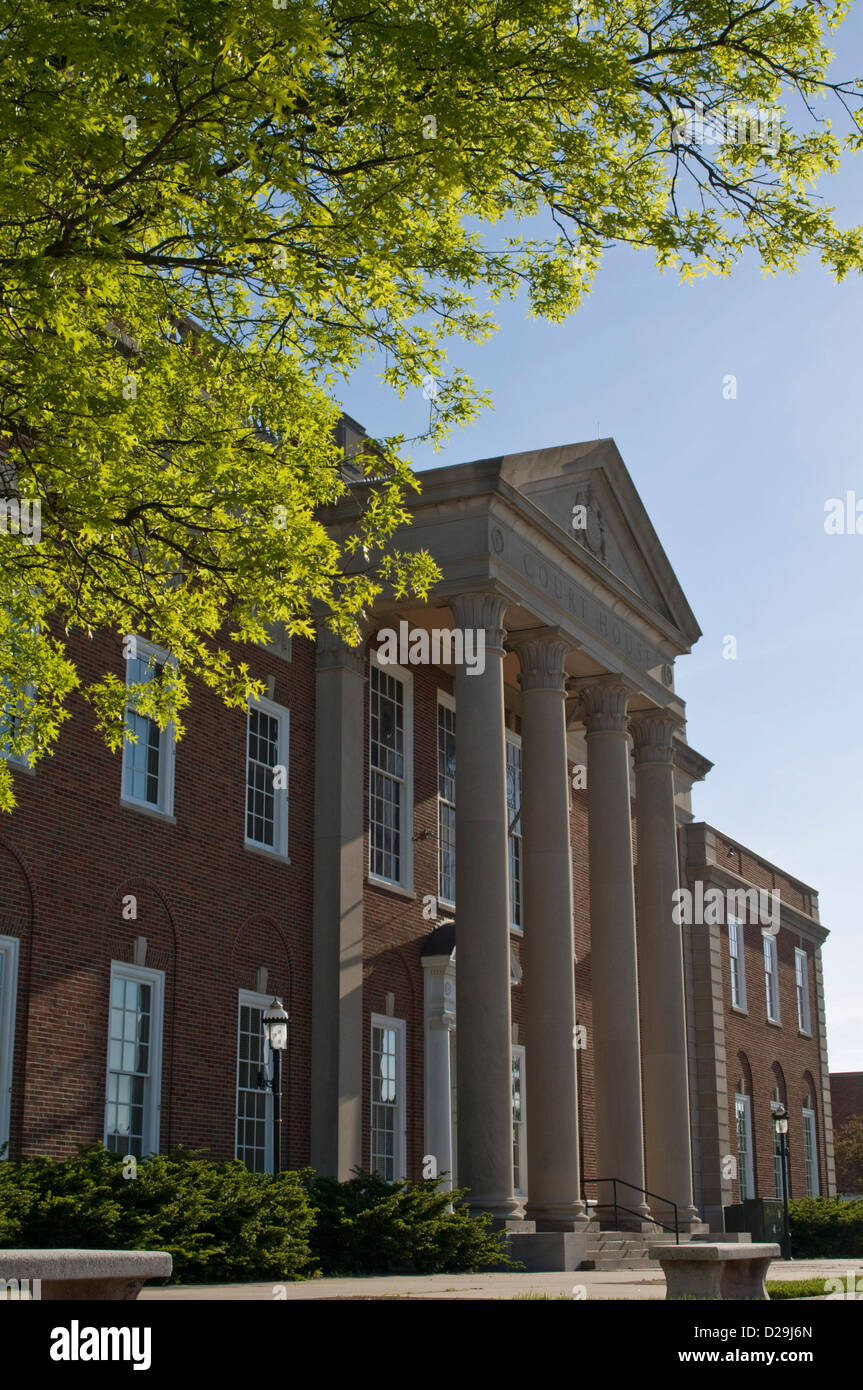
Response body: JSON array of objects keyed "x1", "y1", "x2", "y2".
[
  {"x1": 831, "y1": 1073, "x2": 863, "y2": 1133},
  {"x1": 0, "y1": 436, "x2": 835, "y2": 1261},
  {"x1": 830, "y1": 1072, "x2": 863, "y2": 1198}
]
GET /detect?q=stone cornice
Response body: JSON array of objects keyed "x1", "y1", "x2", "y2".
[
  {"x1": 683, "y1": 859, "x2": 828, "y2": 944},
  {"x1": 672, "y1": 738, "x2": 714, "y2": 783}
]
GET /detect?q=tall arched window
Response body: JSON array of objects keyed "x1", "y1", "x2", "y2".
[
  {"x1": 802, "y1": 1074, "x2": 820, "y2": 1197},
  {"x1": 770, "y1": 1062, "x2": 788, "y2": 1198},
  {"x1": 734, "y1": 1053, "x2": 756, "y2": 1200}
]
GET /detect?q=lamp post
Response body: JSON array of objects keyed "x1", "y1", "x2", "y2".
[
  {"x1": 258, "y1": 998, "x2": 290, "y2": 1175},
  {"x1": 773, "y1": 1109, "x2": 792, "y2": 1260}
]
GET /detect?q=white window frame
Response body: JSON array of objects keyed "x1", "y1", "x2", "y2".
[
  {"x1": 436, "y1": 692, "x2": 456, "y2": 909},
  {"x1": 104, "y1": 961, "x2": 164, "y2": 1158},
  {"x1": 506, "y1": 731, "x2": 523, "y2": 933},
  {"x1": 763, "y1": 931, "x2": 781, "y2": 1024},
  {"x1": 235, "y1": 989, "x2": 275, "y2": 1174},
  {"x1": 512, "y1": 1044, "x2": 527, "y2": 1198},
  {"x1": 370, "y1": 1013, "x2": 406, "y2": 1181},
  {"x1": 1, "y1": 680, "x2": 36, "y2": 772},
  {"x1": 771, "y1": 1099, "x2": 785, "y2": 1198},
  {"x1": 0, "y1": 935, "x2": 20, "y2": 1157},
  {"x1": 120, "y1": 636, "x2": 176, "y2": 818},
  {"x1": 734, "y1": 1092, "x2": 755, "y2": 1200},
  {"x1": 244, "y1": 695, "x2": 290, "y2": 860},
  {"x1": 802, "y1": 1106, "x2": 820, "y2": 1196},
  {"x1": 728, "y1": 915, "x2": 747, "y2": 1011},
  {"x1": 368, "y1": 652, "x2": 414, "y2": 892},
  {"x1": 795, "y1": 948, "x2": 812, "y2": 1034}
]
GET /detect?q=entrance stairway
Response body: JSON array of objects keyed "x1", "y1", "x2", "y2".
[
  {"x1": 503, "y1": 1179, "x2": 710, "y2": 1272},
  {"x1": 580, "y1": 1230, "x2": 689, "y2": 1271},
  {"x1": 577, "y1": 1177, "x2": 708, "y2": 1270}
]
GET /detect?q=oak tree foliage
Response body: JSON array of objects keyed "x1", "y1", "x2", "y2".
[{"x1": 1, "y1": 0, "x2": 861, "y2": 806}]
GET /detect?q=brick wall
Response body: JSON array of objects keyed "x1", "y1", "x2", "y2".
[
  {"x1": 722, "y1": 920, "x2": 826, "y2": 1202},
  {"x1": 0, "y1": 628, "x2": 315, "y2": 1167},
  {"x1": 831, "y1": 1072, "x2": 863, "y2": 1131}
]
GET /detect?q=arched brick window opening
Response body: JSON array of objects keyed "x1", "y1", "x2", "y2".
[
  {"x1": 770, "y1": 1062, "x2": 788, "y2": 1198},
  {"x1": 801, "y1": 1072, "x2": 821, "y2": 1197},
  {"x1": 734, "y1": 1051, "x2": 757, "y2": 1200}
]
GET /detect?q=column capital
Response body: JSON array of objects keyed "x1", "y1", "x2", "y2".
[
  {"x1": 315, "y1": 625, "x2": 366, "y2": 676},
  {"x1": 570, "y1": 674, "x2": 639, "y2": 734},
  {"x1": 629, "y1": 709, "x2": 682, "y2": 766},
  {"x1": 449, "y1": 588, "x2": 508, "y2": 651},
  {"x1": 509, "y1": 628, "x2": 571, "y2": 693}
]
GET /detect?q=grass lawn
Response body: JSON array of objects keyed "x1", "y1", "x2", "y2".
[{"x1": 508, "y1": 1278, "x2": 834, "y2": 1300}]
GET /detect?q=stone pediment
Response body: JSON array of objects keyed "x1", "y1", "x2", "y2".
[{"x1": 498, "y1": 438, "x2": 699, "y2": 642}]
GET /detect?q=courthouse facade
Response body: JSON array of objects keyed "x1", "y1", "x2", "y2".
[{"x1": 0, "y1": 436, "x2": 835, "y2": 1244}]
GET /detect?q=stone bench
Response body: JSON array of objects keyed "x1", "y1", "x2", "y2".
[
  {"x1": 0, "y1": 1249, "x2": 172, "y2": 1301},
  {"x1": 649, "y1": 1241, "x2": 780, "y2": 1301}
]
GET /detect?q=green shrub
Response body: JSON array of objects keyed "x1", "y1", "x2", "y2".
[
  {"x1": 306, "y1": 1169, "x2": 514, "y2": 1275},
  {"x1": 0, "y1": 1150, "x2": 517, "y2": 1281},
  {"x1": 0, "y1": 1146, "x2": 315, "y2": 1283},
  {"x1": 788, "y1": 1197, "x2": 863, "y2": 1258}
]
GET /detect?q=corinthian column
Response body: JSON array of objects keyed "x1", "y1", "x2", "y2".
[
  {"x1": 630, "y1": 711, "x2": 701, "y2": 1228},
  {"x1": 511, "y1": 631, "x2": 588, "y2": 1229},
  {"x1": 576, "y1": 676, "x2": 650, "y2": 1225},
  {"x1": 450, "y1": 589, "x2": 520, "y2": 1222}
]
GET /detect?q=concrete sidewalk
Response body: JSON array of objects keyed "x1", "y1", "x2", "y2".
[{"x1": 140, "y1": 1257, "x2": 863, "y2": 1301}]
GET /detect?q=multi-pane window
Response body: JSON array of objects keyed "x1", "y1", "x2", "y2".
[
  {"x1": 506, "y1": 736, "x2": 522, "y2": 930},
  {"x1": 763, "y1": 933, "x2": 780, "y2": 1023},
  {"x1": 245, "y1": 699, "x2": 289, "y2": 857},
  {"x1": 735, "y1": 1093, "x2": 754, "y2": 1200},
  {"x1": 369, "y1": 663, "x2": 411, "y2": 887},
  {"x1": 771, "y1": 1101, "x2": 785, "y2": 1198},
  {"x1": 437, "y1": 699, "x2": 456, "y2": 906},
  {"x1": 802, "y1": 1106, "x2": 819, "y2": 1196},
  {"x1": 512, "y1": 1047, "x2": 526, "y2": 1197},
  {"x1": 728, "y1": 916, "x2": 747, "y2": 1010},
  {"x1": 105, "y1": 966, "x2": 163, "y2": 1158},
  {"x1": 236, "y1": 994, "x2": 272, "y2": 1173},
  {"x1": 371, "y1": 1016, "x2": 404, "y2": 1180},
  {"x1": 795, "y1": 948, "x2": 812, "y2": 1033},
  {"x1": 0, "y1": 936, "x2": 20, "y2": 1157},
  {"x1": 0, "y1": 680, "x2": 35, "y2": 768},
  {"x1": 122, "y1": 638, "x2": 175, "y2": 815}
]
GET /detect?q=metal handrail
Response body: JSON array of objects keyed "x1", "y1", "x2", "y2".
[{"x1": 582, "y1": 1176, "x2": 680, "y2": 1243}]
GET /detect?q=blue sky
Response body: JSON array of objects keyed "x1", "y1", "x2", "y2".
[{"x1": 340, "y1": 14, "x2": 863, "y2": 1071}]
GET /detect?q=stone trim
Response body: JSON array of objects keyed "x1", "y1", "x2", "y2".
[
  {"x1": 570, "y1": 675, "x2": 638, "y2": 734},
  {"x1": 509, "y1": 629, "x2": 570, "y2": 693},
  {"x1": 629, "y1": 710, "x2": 681, "y2": 765},
  {"x1": 449, "y1": 589, "x2": 508, "y2": 653}
]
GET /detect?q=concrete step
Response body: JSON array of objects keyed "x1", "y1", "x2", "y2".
[{"x1": 581, "y1": 1230, "x2": 693, "y2": 1270}]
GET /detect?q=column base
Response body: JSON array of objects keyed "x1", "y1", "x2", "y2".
[
  {"x1": 596, "y1": 1205, "x2": 654, "y2": 1232},
  {"x1": 467, "y1": 1197, "x2": 528, "y2": 1229},
  {"x1": 526, "y1": 1201, "x2": 592, "y2": 1232},
  {"x1": 650, "y1": 1206, "x2": 707, "y2": 1236}
]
